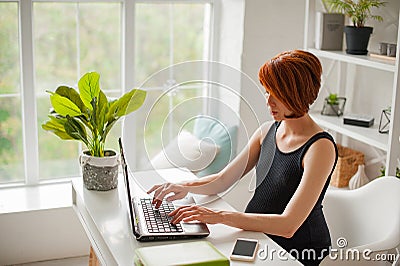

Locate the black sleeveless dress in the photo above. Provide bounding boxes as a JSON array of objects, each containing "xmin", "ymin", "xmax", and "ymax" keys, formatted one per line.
[{"xmin": 245, "ymin": 122, "xmax": 338, "ymax": 265}]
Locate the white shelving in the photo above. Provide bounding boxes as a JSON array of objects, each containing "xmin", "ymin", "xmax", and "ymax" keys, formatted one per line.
[
  {"xmin": 307, "ymin": 48, "xmax": 396, "ymax": 72},
  {"xmin": 304, "ymin": 0, "xmax": 400, "ymax": 176},
  {"xmin": 310, "ymin": 111, "xmax": 388, "ymax": 151}
]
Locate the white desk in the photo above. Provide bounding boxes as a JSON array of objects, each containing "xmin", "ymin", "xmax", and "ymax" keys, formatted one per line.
[{"xmin": 72, "ymin": 168, "xmax": 301, "ymax": 265}]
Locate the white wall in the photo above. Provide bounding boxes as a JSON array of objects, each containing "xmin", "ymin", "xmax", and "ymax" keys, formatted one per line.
[
  {"xmin": 0, "ymin": 207, "xmax": 89, "ymax": 265},
  {"xmin": 238, "ymin": 0, "xmax": 306, "ymax": 149}
]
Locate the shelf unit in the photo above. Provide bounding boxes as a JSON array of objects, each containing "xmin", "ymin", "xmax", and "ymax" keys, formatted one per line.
[
  {"xmin": 304, "ymin": 0, "xmax": 400, "ymax": 176},
  {"xmin": 309, "ymin": 111, "xmax": 388, "ymax": 151},
  {"xmin": 307, "ymin": 48, "xmax": 396, "ymax": 72}
]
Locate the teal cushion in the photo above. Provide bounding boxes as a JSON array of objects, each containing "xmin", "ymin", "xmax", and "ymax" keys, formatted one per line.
[{"xmin": 193, "ymin": 117, "xmax": 238, "ymax": 177}]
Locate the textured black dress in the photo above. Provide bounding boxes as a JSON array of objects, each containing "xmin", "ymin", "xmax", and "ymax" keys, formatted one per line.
[{"xmin": 245, "ymin": 122, "xmax": 338, "ymax": 265}]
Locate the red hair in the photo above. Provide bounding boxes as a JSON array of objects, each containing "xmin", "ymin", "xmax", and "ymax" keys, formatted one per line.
[{"xmin": 259, "ymin": 50, "xmax": 322, "ymax": 118}]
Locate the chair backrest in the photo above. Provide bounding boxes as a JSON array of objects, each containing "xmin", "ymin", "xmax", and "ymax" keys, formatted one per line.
[{"xmin": 322, "ymin": 176, "xmax": 400, "ymax": 251}]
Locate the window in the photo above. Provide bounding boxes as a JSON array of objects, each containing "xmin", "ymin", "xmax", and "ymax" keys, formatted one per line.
[
  {"xmin": 34, "ymin": 2, "xmax": 122, "ymax": 180},
  {"xmin": 133, "ymin": 3, "xmax": 210, "ymax": 169},
  {"xmin": 0, "ymin": 2, "xmax": 24, "ymax": 184},
  {"xmin": 0, "ymin": 0, "xmax": 213, "ymax": 185}
]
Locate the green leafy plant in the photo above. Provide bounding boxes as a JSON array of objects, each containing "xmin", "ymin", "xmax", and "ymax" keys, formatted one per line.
[
  {"xmin": 42, "ymin": 72, "xmax": 146, "ymax": 157},
  {"xmin": 378, "ymin": 166, "xmax": 400, "ymax": 178},
  {"xmin": 378, "ymin": 165, "xmax": 386, "ymax": 177},
  {"xmin": 327, "ymin": 0, "xmax": 386, "ymax": 27},
  {"xmin": 327, "ymin": 93, "xmax": 339, "ymax": 105},
  {"xmin": 321, "ymin": 0, "xmax": 333, "ymax": 12}
]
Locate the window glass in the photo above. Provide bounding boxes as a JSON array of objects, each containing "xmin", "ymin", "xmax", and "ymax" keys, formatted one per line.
[
  {"xmin": 0, "ymin": 1, "xmax": 211, "ymax": 184},
  {"xmin": 34, "ymin": 2, "xmax": 121, "ymax": 179},
  {"xmin": 134, "ymin": 3, "xmax": 208, "ymax": 169},
  {"xmin": 134, "ymin": 3, "xmax": 206, "ymax": 86},
  {"xmin": 0, "ymin": 2, "xmax": 24, "ymax": 183}
]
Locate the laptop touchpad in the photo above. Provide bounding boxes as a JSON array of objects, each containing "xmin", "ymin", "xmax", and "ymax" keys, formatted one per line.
[{"xmin": 182, "ymin": 222, "xmax": 206, "ymax": 232}]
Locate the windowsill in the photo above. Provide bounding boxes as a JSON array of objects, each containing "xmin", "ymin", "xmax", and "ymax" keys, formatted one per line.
[{"xmin": 0, "ymin": 181, "xmax": 73, "ymax": 214}]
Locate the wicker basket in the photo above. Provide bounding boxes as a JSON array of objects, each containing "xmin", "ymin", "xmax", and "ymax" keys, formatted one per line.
[{"xmin": 330, "ymin": 145, "xmax": 365, "ymax": 188}]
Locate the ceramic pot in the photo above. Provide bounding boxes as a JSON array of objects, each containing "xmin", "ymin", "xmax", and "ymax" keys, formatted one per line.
[{"xmin": 80, "ymin": 150, "xmax": 119, "ymax": 191}]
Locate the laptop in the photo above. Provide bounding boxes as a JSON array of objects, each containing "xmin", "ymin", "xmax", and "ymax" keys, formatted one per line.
[{"xmin": 118, "ymin": 137, "xmax": 210, "ymax": 242}]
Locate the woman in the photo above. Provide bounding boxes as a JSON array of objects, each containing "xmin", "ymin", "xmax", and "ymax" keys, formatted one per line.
[{"xmin": 148, "ymin": 50, "xmax": 338, "ymax": 265}]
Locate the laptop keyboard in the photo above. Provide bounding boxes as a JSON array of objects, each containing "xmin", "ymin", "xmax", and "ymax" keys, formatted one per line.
[{"xmin": 140, "ymin": 198, "xmax": 183, "ymax": 233}]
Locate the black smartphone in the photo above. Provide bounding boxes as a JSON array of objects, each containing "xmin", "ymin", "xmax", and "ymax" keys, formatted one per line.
[{"xmin": 230, "ymin": 238, "xmax": 259, "ymax": 262}]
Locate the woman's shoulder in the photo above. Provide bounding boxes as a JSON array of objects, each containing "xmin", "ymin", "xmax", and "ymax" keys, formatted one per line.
[
  {"xmin": 309, "ymin": 131, "xmax": 335, "ymax": 146},
  {"xmin": 304, "ymin": 132, "xmax": 337, "ymax": 159}
]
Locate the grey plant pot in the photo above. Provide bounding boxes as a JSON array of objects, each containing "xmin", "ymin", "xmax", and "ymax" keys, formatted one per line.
[{"xmin": 80, "ymin": 150, "xmax": 119, "ymax": 191}]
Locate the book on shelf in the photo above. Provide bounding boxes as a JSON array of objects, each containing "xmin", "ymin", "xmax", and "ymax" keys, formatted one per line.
[{"xmin": 315, "ymin": 12, "xmax": 344, "ymax": 50}]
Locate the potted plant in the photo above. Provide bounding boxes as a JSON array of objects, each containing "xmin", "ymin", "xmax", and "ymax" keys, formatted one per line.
[
  {"xmin": 42, "ymin": 72, "xmax": 146, "ymax": 191},
  {"xmin": 321, "ymin": 93, "xmax": 346, "ymax": 116},
  {"xmin": 327, "ymin": 0, "xmax": 386, "ymax": 55}
]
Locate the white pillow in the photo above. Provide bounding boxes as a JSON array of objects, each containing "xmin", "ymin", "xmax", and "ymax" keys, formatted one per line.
[{"xmin": 150, "ymin": 130, "xmax": 220, "ymax": 172}]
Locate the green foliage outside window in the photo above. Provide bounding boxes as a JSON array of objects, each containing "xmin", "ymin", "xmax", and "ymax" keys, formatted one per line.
[{"xmin": 0, "ymin": 2, "xmax": 208, "ymax": 183}]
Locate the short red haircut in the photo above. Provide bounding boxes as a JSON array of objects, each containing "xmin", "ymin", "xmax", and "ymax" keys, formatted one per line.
[{"xmin": 258, "ymin": 50, "xmax": 322, "ymax": 118}]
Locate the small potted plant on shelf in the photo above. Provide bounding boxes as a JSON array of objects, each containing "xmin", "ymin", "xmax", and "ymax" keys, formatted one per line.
[
  {"xmin": 327, "ymin": 0, "xmax": 386, "ymax": 55},
  {"xmin": 321, "ymin": 93, "xmax": 346, "ymax": 116},
  {"xmin": 42, "ymin": 72, "xmax": 146, "ymax": 191}
]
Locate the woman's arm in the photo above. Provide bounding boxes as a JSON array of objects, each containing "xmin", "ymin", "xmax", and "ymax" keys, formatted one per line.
[
  {"xmin": 148, "ymin": 122, "xmax": 274, "ymax": 204},
  {"xmin": 183, "ymin": 121, "xmax": 274, "ymax": 194},
  {"xmin": 170, "ymin": 137, "xmax": 336, "ymax": 238}
]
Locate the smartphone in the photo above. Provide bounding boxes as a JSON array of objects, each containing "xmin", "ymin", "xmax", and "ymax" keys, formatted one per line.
[{"xmin": 230, "ymin": 238, "xmax": 259, "ymax": 262}]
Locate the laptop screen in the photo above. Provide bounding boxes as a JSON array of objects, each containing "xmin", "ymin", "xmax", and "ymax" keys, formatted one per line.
[{"xmin": 118, "ymin": 137, "xmax": 137, "ymax": 233}]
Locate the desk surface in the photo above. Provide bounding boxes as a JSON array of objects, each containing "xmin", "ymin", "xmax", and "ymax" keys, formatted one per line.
[{"xmin": 72, "ymin": 168, "xmax": 301, "ymax": 265}]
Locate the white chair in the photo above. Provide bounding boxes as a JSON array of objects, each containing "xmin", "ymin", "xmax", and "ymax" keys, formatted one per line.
[{"xmin": 321, "ymin": 176, "xmax": 400, "ymax": 266}]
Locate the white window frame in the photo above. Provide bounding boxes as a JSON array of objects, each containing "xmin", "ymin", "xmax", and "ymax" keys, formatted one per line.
[{"xmin": 0, "ymin": 0, "xmax": 216, "ymax": 187}]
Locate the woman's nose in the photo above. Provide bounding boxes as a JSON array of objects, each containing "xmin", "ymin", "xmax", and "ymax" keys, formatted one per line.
[{"xmin": 267, "ymin": 95, "xmax": 275, "ymax": 106}]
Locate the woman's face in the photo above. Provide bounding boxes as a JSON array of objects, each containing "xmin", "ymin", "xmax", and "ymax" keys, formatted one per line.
[{"xmin": 265, "ymin": 91, "xmax": 293, "ymax": 120}]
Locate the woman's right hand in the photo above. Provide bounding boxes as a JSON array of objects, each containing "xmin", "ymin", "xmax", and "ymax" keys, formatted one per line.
[{"xmin": 147, "ymin": 183, "xmax": 189, "ymax": 209}]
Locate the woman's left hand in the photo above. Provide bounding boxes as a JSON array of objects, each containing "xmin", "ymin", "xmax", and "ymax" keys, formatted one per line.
[{"xmin": 169, "ymin": 205, "xmax": 224, "ymax": 225}]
